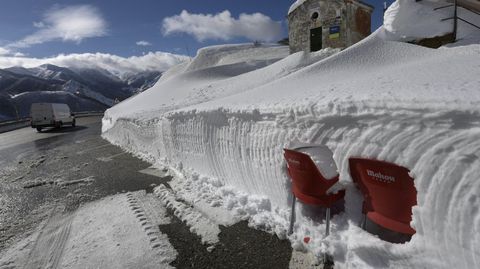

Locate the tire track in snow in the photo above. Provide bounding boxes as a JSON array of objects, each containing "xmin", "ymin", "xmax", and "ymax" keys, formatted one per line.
[
  {"xmin": 24, "ymin": 206, "xmax": 74, "ymax": 269},
  {"xmin": 122, "ymin": 191, "xmax": 177, "ymax": 266},
  {"xmin": 154, "ymin": 184, "xmax": 221, "ymax": 245}
]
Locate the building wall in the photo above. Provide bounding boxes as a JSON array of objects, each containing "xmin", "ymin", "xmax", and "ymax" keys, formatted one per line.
[
  {"xmin": 288, "ymin": 1, "xmax": 314, "ymax": 54},
  {"xmin": 288, "ymin": 0, "xmax": 372, "ymax": 54},
  {"xmin": 346, "ymin": 1, "xmax": 373, "ymax": 45}
]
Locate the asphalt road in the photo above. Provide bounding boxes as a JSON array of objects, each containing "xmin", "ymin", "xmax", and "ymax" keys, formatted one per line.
[{"xmin": 0, "ymin": 116, "xmax": 292, "ymax": 268}]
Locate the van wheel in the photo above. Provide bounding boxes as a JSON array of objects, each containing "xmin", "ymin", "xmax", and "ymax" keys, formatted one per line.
[
  {"xmin": 72, "ymin": 119, "xmax": 76, "ymax": 127},
  {"xmin": 36, "ymin": 127, "xmax": 42, "ymax": 132},
  {"xmin": 55, "ymin": 122, "xmax": 62, "ymax": 128}
]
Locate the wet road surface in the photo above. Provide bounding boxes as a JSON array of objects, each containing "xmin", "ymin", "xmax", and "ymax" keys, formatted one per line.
[
  {"xmin": 0, "ymin": 116, "xmax": 164, "ymax": 251},
  {"xmin": 0, "ymin": 116, "xmax": 292, "ymax": 268}
]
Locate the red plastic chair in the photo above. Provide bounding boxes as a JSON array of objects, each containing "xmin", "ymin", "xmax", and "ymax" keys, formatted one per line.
[
  {"xmin": 284, "ymin": 148, "xmax": 345, "ymax": 236},
  {"xmin": 349, "ymin": 158, "xmax": 417, "ymax": 235}
]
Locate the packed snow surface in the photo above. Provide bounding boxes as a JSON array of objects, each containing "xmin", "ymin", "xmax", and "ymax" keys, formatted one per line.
[
  {"xmin": 103, "ymin": 2, "xmax": 480, "ymax": 267},
  {"xmin": 0, "ymin": 192, "xmax": 175, "ymax": 269}
]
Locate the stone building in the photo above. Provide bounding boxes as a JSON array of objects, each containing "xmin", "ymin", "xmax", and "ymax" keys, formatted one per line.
[{"xmin": 288, "ymin": 0, "xmax": 374, "ymax": 53}]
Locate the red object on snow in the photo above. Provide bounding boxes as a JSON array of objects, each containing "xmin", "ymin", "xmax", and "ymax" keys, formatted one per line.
[
  {"xmin": 349, "ymin": 158, "xmax": 417, "ymax": 235},
  {"xmin": 284, "ymin": 149, "xmax": 345, "ymax": 207},
  {"xmin": 284, "ymin": 148, "xmax": 345, "ymax": 237},
  {"xmin": 303, "ymin": 237, "xmax": 311, "ymax": 244}
]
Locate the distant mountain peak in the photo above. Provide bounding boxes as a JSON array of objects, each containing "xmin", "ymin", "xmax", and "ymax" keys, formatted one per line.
[{"xmin": 0, "ymin": 64, "xmax": 163, "ymax": 121}]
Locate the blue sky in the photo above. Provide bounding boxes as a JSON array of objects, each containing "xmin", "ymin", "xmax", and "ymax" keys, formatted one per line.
[{"xmin": 0, "ymin": 0, "xmax": 392, "ymax": 59}]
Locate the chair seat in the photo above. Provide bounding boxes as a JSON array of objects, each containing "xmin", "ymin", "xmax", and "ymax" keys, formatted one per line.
[
  {"xmin": 367, "ymin": 211, "xmax": 416, "ymax": 235},
  {"xmin": 292, "ymin": 184, "xmax": 345, "ymax": 207}
]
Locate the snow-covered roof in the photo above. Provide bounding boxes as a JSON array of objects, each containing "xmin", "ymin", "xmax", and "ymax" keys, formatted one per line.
[
  {"xmin": 288, "ymin": 0, "xmax": 308, "ymax": 15},
  {"xmin": 288, "ymin": 0, "xmax": 374, "ymax": 15},
  {"xmin": 384, "ymin": 0, "xmax": 480, "ymax": 41}
]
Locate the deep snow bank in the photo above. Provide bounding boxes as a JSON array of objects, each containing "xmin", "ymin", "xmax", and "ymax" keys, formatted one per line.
[
  {"xmin": 102, "ymin": 44, "xmax": 340, "ymax": 132},
  {"xmin": 102, "ymin": 2, "xmax": 480, "ymax": 267},
  {"xmin": 103, "ymin": 35, "xmax": 480, "ymax": 268}
]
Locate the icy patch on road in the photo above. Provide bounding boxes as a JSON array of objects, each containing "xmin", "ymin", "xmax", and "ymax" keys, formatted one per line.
[
  {"xmin": 56, "ymin": 176, "xmax": 95, "ymax": 187},
  {"xmin": 28, "ymin": 155, "xmax": 46, "ymax": 168},
  {"xmin": 23, "ymin": 176, "xmax": 95, "ymax": 189},
  {"xmin": 96, "ymin": 152, "xmax": 127, "ymax": 162}
]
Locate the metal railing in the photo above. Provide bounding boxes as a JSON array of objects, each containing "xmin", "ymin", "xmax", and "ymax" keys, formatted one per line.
[
  {"xmin": 72, "ymin": 111, "xmax": 105, "ymax": 118},
  {"xmin": 0, "ymin": 111, "xmax": 104, "ymax": 134},
  {"xmin": 0, "ymin": 117, "xmax": 30, "ymax": 125},
  {"xmin": 0, "ymin": 111, "xmax": 104, "ymax": 124},
  {"xmin": 435, "ymin": 0, "xmax": 480, "ymax": 41}
]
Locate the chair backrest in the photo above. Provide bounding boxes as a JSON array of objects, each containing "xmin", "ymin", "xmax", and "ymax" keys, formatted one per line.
[
  {"xmin": 284, "ymin": 149, "xmax": 339, "ymax": 202},
  {"xmin": 349, "ymin": 158, "xmax": 417, "ymax": 234}
]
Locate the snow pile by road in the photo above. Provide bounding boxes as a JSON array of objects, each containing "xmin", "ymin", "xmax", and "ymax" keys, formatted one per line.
[
  {"xmin": 102, "ymin": 1, "xmax": 480, "ymax": 267},
  {"xmin": 101, "ymin": 43, "xmax": 340, "ymax": 132}
]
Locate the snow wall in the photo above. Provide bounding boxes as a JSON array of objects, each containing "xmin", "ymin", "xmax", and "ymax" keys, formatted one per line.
[{"xmin": 103, "ymin": 1, "xmax": 480, "ymax": 267}]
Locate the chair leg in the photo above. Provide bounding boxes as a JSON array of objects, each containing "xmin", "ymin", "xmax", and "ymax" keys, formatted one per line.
[
  {"xmin": 288, "ymin": 195, "xmax": 296, "ymax": 235},
  {"xmin": 361, "ymin": 214, "xmax": 367, "ymax": 229},
  {"xmin": 325, "ymin": 207, "xmax": 331, "ymax": 237},
  {"xmin": 360, "ymin": 200, "xmax": 367, "ymax": 229}
]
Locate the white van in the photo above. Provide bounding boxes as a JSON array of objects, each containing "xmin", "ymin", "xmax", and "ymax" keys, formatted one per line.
[{"xmin": 30, "ymin": 103, "xmax": 76, "ymax": 132}]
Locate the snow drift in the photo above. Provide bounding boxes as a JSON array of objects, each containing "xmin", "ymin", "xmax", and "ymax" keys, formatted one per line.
[{"xmin": 103, "ymin": 1, "xmax": 480, "ymax": 268}]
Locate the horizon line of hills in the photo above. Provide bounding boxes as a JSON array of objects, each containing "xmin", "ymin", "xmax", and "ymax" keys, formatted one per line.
[{"xmin": 0, "ymin": 63, "xmax": 162, "ymax": 122}]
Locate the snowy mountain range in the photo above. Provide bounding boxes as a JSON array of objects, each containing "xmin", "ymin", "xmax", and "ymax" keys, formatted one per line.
[{"xmin": 0, "ymin": 64, "xmax": 162, "ymax": 121}]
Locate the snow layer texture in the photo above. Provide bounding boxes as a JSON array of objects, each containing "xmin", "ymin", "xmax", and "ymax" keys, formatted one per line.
[
  {"xmin": 102, "ymin": 44, "xmax": 338, "ymax": 132},
  {"xmin": 59, "ymin": 193, "xmax": 175, "ymax": 268},
  {"xmin": 103, "ymin": 3, "xmax": 480, "ymax": 267},
  {"xmin": 384, "ymin": 0, "xmax": 480, "ymax": 43}
]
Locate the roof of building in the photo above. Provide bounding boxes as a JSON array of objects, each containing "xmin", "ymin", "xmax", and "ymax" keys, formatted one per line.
[
  {"xmin": 288, "ymin": 0, "xmax": 374, "ymax": 15},
  {"xmin": 288, "ymin": 0, "xmax": 308, "ymax": 15}
]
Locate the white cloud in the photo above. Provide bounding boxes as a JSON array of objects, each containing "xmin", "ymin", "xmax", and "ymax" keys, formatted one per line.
[
  {"xmin": 0, "ymin": 46, "xmax": 27, "ymax": 57},
  {"xmin": 0, "ymin": 47, "xmax": 11, "ymax": 56},
  {"xmin": 33, "ymin": 21, "xmax": 45, "ymax": 28},
  {"xmin": 0, "ymin": 51, "xmax": 189, "ymax": 76},
  {"xmin": 10, "ymin": 5, "xmax": 107, "ymax": 48},
  {"xmin": 136, "ymin": 40, "xmax": 152, "ymax": 46},
  {"xmin": 162, "ymin": 10, "xmax": 283, "ymax": 42}
]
